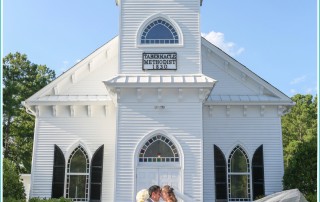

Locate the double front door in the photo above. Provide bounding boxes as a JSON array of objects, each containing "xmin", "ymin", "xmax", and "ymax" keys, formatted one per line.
[{"xmin": 136, "ymin": 168, "xmax": 181, "ymax": 194}]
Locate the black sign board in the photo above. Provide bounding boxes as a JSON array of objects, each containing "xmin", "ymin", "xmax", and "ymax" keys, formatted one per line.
[{"xmin": 142, "ymin": 53, "xmax": 177, "ymax": 70}]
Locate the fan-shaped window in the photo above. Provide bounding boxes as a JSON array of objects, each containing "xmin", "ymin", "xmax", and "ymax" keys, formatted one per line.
[
  {"xmin": 139, "ymin": 135, "xmax": 179, "ymax": 162},
  {"xmin": 66, "ymin": 146, "xmax": 90, "ymax": 202},
  {"xmin": 141, "ymin": 18, "xmax": 179, "ymax": 44},
  {"xmin": 228, "ymin": 145, "xmax": 251, "ymax": 201}
]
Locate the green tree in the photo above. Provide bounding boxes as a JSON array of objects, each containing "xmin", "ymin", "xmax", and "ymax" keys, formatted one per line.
[
  {"xmin": 3, "ymin": 158, "xmax": 26, "ymax": 200},
  {"xmin": 282, "ymin": 94, "xmax": 317, "ymax": 202},
  {"xmin": 282, "ymin": 94, "xmax": 317, "ymax": 164},
  {"xmin": 3, "ymin": 52, "xmax": 56, "ymax": 173}
]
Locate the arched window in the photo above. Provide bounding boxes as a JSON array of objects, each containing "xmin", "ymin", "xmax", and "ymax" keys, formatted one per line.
[
  {"xmin": 228, "ymin": 145, "xmax": 251, "ymax": 201},
  {"xmin": 139, "ymin": 134, "xmax": 179, "ymax": 162},
  {"xmin": 140, "ymin": 18, "xmax": 179, "ymax": 44},
  {"xmin": 66, "ymin": 145, "xmax": 90, "ymax": 201}
]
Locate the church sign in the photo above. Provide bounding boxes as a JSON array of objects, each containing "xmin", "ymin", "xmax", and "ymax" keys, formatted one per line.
[{"xmin": 142, "ymin": 53, "xmax": 177, "ymax": 70}]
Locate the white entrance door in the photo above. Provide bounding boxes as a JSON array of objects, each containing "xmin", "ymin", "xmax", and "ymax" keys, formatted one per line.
[{"xmin": 136, "ymin": 168, "xmax": 181, "ymax": 192}]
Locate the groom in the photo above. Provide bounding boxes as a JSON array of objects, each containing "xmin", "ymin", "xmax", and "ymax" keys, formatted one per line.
[{"xmin": 147, "ymin": 185, "xmax": 161, "ymax": 202}]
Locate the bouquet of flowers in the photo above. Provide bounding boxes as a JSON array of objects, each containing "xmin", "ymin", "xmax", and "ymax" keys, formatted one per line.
[{"xmin": 136, "ymin": 189, "xmax": 149, "ymax": 202}]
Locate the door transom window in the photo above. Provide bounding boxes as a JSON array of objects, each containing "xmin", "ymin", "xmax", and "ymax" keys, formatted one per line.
[{"xmin": 139, "ymin": 134, "xmax": 179, "ymax": 162}]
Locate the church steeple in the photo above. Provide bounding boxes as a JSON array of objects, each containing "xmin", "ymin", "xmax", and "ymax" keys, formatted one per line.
[{"xmin": 118, "ymin": 0, "xmax": 203, "ymax": 75}]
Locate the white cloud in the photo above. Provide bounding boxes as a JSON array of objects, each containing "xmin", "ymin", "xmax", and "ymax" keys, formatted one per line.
[
  {"xmin": 306, "ymin": 88, "xmax": 313, "ymax": 94},
  {"xmin": 290, "ymin": 75, "xmax": 307, "ymax": 85},
  {"xmin": 202, "ymin": 31, "xmax": 244, "ymax": 56},
  {"xmin": 290, "ymin": 89, "xmax": 297, "ymax": 94}
]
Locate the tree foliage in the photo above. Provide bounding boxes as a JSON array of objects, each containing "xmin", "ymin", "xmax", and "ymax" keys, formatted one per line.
[
  {"xmin": 3, "ymin": 158, "xmax": 26, "ymax": 200},
  {"xmin": 282, "ymin": 94, "xmax": 317, "ymax": 202},
  {"xmin": 3, "ymin": 52, "xmax": 56, "ymax": 173}
]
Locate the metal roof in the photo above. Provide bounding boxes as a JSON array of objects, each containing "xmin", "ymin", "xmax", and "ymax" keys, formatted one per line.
[{"xmin": 104, "ymin": 74, "xmax": 216, "ymax": 88}]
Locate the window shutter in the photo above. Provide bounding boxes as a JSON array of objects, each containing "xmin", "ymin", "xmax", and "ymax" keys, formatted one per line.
[
  {"xmin": 214, "ymin": 145, "xmax": 227, "ymax": 202},
  {"xmin": 252, "ymin": 145, "xmax": 265, "ymax": 200},
  {"xmin": 90, "ymin": 145, "xmax": 104, "ymax": 202},
  {"xmin": 52, "ymin": 145, "xmax": 65, "ymax": 198}
]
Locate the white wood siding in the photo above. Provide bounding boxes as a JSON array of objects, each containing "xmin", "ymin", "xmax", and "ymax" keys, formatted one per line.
[
  {"xmin": 120, "ymin": 0, "xmax": 201, "ymax": 74},
  {"xmin": 203, "ymin": 105, "xmax": 284, "ymax": 201},
  {"xmin": 61, "ymin": 37, "xmax": 118, "ymax": 96},
  {"xmin": 202, "ymin": 46, "xmax": 257, "ymax": 95},
  {"xmin": 30, "ymin": 110, "xmax": 116, "ymax": 201},
  {"xmin": 115, "ymin": 102, "xmax": 203, "ymax": 201}
]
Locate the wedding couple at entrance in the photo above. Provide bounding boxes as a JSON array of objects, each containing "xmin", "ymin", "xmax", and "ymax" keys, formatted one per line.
[{"xmin": 136, "ymin": 185, "xmax": 177, "ymax": 202}]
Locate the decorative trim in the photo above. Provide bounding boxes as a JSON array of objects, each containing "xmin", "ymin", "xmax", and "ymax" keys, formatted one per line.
[
  {"xmin": 243, "ymin": 105, "xmax": 248, "ymax": 117},
  {"xmin": 226, "ymin": 105, "xmax": 231, "ymax": 117},
  {"xmin": 209, "ymin": 106, "xmax": 213, "ymax": 117},
  {"xmin": 242, "ymin": 73, "xmax": 248, "ymax": 81},
  {"xmin": 71, "ymin": 72, "xmax": 76, "ymax": 83},
  {"xmin": 70, "ymin": 105, "xmax": 75, "ymax": 117},
  {"xmin": 260, "ymin": 105, "xmax": 265, "ymax": 117},
  {"xmin": 87, "ymin": 105, "xmax": 92, "ymax": 117},
  {"xmin": 54, "ymin": 85, "xmax": 59, "ymax": 95},
  {"xmin": 52, "ymin": 105, "xmax": 57, "ymax": 117},
  {"xmin": 259, "ymin": 86, "xmax": 264, "ymax": 95},
  {"xmin": 88, "ymin": 61, "xmax": 92, "ymax": 72}
]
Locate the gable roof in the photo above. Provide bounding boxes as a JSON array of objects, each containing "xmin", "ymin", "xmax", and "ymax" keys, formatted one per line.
[
  {"xmin": 24, "ymin": 36, "xmax": 119, "ymax": 109},
  {"xmin": 201, "ymin": 37, "xmax": 294, "ymax": 106},
  {"xmin": 23, "ymin": 35, "xmax": 294, "ymax": 112}
]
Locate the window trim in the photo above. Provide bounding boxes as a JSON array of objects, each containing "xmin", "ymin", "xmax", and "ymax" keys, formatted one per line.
[
  {"xmin": 139, "ymin": 134, "xmax": 180, "ymax": 163},
  {"xmin": 136, "ymin": 13, "xmax": 184, "ymax": 47},
  {"xmin": 66, "ymin": 145, "xmax": 90, "ymax": 202},
  {"xmin": 227, "ymin": 145, "xmax": 251, "ymax": 201}
]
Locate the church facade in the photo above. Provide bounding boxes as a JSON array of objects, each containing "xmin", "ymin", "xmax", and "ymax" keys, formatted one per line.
[{"xmin": 24, "ymin": 0, "xmax": 294, "ymax": 201}]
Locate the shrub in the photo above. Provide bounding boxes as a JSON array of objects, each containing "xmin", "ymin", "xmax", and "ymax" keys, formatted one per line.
[
  {"xmin": 3, "ymin": 197, "xmax": 26, "ymax": 202},
  {"xmin": 29, "ymin": 197, "xmax": 73, "ymax": 202},
  {"xmin": 3, "ymin": 158, "xmax": 26, "ymax": 200}
]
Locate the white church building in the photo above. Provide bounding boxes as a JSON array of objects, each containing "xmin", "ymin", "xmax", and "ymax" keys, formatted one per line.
[{"xmin": 24, "ymin": 0, "xmax": 294, "ymax": 201}]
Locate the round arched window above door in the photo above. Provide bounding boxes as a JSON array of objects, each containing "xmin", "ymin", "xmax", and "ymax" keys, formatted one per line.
[{"xmin": 139, "ymin": 134, "xmax": 179, "ymax": 162}]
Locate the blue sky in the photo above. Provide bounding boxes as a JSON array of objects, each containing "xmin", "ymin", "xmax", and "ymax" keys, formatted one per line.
[{"xmin": 3, "ymin": 0, "xmax": 318, "ymax": 97}]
